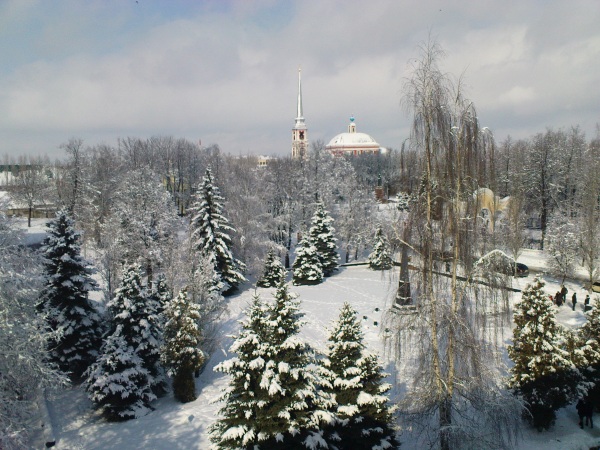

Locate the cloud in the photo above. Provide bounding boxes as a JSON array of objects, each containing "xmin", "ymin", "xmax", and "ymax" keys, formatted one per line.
[{"xmin": 1, "ymin": 0, "xmax": 599, "ymax": 159}]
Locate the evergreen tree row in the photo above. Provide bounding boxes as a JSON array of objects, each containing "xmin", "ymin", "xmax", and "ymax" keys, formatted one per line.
[
  {"xmin": 36, "ymin": 184, "xmax": 244, "ymax": 422},
  {"xmin": 211, "ymin": 280, "xmax": 399, "ymax": 450}
]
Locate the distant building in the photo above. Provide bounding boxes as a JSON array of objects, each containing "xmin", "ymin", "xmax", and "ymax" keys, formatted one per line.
[
  {"xmin": 290, "ymin": 70, "xmax": 384, "ymax": 159},
  {"xmin": 326, "ymin": 116, "xmax": 383, "ymax": 156},
  {"xmin": 257, "ymin": 155, "xmax": 274, "ymax": 168},
  {"xmin": 291, "ymin": 68, "xmax": 308, "ymax": 160}
]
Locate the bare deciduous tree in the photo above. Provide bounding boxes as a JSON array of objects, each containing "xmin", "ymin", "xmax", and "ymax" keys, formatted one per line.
[
  {"xmin": 388, "ymin": 38, "xmax": 521, "ymax": 450},
  {"xmin": 12, "ymin": 155, "xmax": 50, "ymax": 227},
  {"xmin": 576, "ymin": 131, "xmax": 600, "ymax": 290}
]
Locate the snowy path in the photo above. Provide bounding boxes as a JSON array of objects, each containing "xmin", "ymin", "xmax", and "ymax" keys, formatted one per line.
[
  {"xmin": 50, "ymin": 266, "xmax": 396, "ymax": 449},
  {"xmin": 47, "ymin": 265, "xmax": 600, "ymax": 450}
]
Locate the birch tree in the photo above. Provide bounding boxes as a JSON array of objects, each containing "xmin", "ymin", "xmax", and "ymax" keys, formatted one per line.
[{"xmin": 388, "ymin": 39, "xmax": 521, "ymax": 449}]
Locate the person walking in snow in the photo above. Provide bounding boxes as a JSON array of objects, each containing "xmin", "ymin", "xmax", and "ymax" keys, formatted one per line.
[
  {"xmin": 577, "ymin": 398, "xmax": 586, "ymax": 429},
  {"xmin": 584, "ymin": 396, "xmax": 594, "ymax": 428},
  {"xmin": 585, "ymin": 294, "xmax": 591, "ymax": 311},
  {"xmin": 561, "ymin": 285, "xmax": 568, "ymax": 301},
  {"xmin": 556, "ymin": 291, "xmax": 563, "ymax": 307},
  {"xmin": 572, "ymin": 292, "xmax": 577, "ymax": 311}
]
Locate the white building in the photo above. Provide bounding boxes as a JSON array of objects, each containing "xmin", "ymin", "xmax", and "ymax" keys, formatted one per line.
[{"xmin": 325, "ymin": 116, "xmax": 383, "ymax": 156}]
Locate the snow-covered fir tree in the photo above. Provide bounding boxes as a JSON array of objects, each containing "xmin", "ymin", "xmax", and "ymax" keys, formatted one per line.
[
  {"xmin": 257, "ymin": 249, "xmax": 287, "ymax": 288},
  {"xmin": 308, "ymin": 202, "xmax": 338, "ymax": 277},
  {"xmin": 368, "ymin": 226, "xmax": 393, "ymax": 270},
  {"xmin": 149, "ymin": 272, "xmax": 171, "ymax": 318},
  {"xmin": 293, "ymin": 235, "xmax": 324, "ymax": 286},
  {"xmin": 142, "ymin": 273, "xmax": 170, "ymax": 397},
  {"xmin": 87, "ymin": 331, "xmax": 153, "ymax": 422},
  {"xmin": 578, "ymin": 296, "xmax": 600, "ymax": 409},
  {"xmin": 508, "ymin": 276, "xmax": 580, "ymax": 430},
  {"xmin": 318, "ymin": 303, "xmax": 399, "ymax": 450},
  {"xmin": 211, "ymin": 294, "xmax": 271, "ymax": 449},
  {"xmin": 161, "ymin": 287, "xmax": 205, "ymax": 403},
  {"xmin": 38, "ymin": 208, "xmax": 102, "ymax": 381},
  {"xmin": 258, "ymin": 281, "xmax": 330, "ymax": 448},
  {"xmin": 189, "ymin": 167, "xmax": 246, "ymax": 295},
  {"xmin": 86, "ymin": 264, "xmax": 156, "ymax": 421}
]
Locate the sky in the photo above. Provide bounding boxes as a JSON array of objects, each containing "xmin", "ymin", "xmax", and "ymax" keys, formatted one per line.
[{"xmin": 1, "ymin": 0, "xmax": 600, "ymax": 160}]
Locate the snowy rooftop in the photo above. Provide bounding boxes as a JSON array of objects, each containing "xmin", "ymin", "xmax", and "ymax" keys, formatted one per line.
[
  {"xmin": 326, "ymin": 117, "xmax": 380, "ymax": 149},
  {"xmin": 327, "ymin": 131, "xmax": 380, "ymax": 148}
]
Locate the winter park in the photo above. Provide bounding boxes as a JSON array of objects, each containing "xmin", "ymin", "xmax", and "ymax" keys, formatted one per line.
[{"xmin": 2, "ymin": 2, "xmax": 600, "ymax": 450}]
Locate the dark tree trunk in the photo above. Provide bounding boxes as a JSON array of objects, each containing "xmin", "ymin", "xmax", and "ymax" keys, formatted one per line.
[
  {"xmin": 440, "ymin": 396, "xmax": 452, "ymax": 450},
  {"xmin": 173, "ymin": 368, "xmax": 196, "ymax": 403}
]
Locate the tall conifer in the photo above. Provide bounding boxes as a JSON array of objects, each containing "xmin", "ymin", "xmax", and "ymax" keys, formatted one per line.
[
  {"xmin": 211, "ymin": 295, "xmax": 270, "ymax": 449},
  {"xmin": 86, "ymin": 264, "xmax": 155, "ymax": 421},
  {"xmin": 319, "ymin": 303, "xmax": 399, "ymax": 449},
  {"xmin": 161, "ymin": 288, "xmax": 205, "ymax": 403},
  {"xmin": 368, "ymin": 226, "xmax": 393, "ymax": 270},
  {"xmin": 508, "ymin": 276, "xmax": 580, "ymax": 430},
  {"xmin": 189, "ymin": 168, "xmax": 246, "ymax": 295},
  {"xmin": 579, "ymin": 297, "xmax": 600, "ymax": 409},
  {"xmin": 257, "ymin": 249, "xmax": 287, "ymax": 288},
  {"xmin": 257, "ymin": 281, "xmax": 329, "ymax": 448},
  {"xmin": 293, "ymin": 236, "xmax": 324, "ymax": 286},
  {"xmin": 308, "ymin": 202, "xmax": 338, "ymax": 277},
  {"xmin": 38, "ymin": 208, "xmax": 102, "ymax": 381}
]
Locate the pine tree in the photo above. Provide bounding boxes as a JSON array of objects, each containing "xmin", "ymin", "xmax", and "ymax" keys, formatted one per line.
[
  {"xmin": 86, "ymin": 264, "xmax": 155, "ymax": 421},
  {"xmin": 368, "ymin": 226, "xmax": 393, "ymax": 270},
  {"xmin": 579, "ymin": 297, "xmax": 600, "ymax": 409},
  {"xmin": 258, "ymin": 281, "xmax": 329, "ymax": 448},
  {"xmin": 257, "ymin": 249, "xmax": 287, "ymax": 288},
  {"xmin": 143, "ymin": 273, "xmax": 170, "ymax": 397},
  {"xmin": 293, "ymin": 236, "xmax": 324, "ymax": 286},
  {"xmin": 189, "ymin": 168, "xmax": 246, "ymax": 295},
  {"xmin": 508, "ymin": 276, "xmax": 579, "ymax": 430},
  {"xmin": 319, "ymin": 303, "xmax": 399, "ymax": 449},
  {"xmin": 308, "ymin": 202, "xmax": 338, "ymax": 277},
  {"xmin": 161, "ymin": 288, "xmax": 205, "ymax": 403},
  {"xmin": 38, "ymin": 208, "xmax": 102, "ymax": 381},
  {"xmin": 149, "ymin": 273, "xmax": 171, "ymax": 317},
  {"xmin": 211, "ymin": 294, "xmax": 271, "ymax": 449},
  {"xmin": 87, "ymin": 331, "xmax": 153, "ymax": 421}
]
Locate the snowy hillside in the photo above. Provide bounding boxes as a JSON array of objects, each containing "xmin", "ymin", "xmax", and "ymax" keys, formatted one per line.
[{"xmin": 41, "ymin": 264, "xmax": 600, "ymax": 450}]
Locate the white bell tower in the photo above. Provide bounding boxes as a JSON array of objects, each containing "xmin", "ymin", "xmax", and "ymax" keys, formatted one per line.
[{"xmin": 292, "ymin": 68, "xmax": 308, "ymax": 159}]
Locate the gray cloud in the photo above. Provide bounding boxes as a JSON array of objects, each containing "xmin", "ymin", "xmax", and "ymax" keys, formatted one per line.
[{"xmin": 1, "ymin": 0, "xmax": 599, "ymax": 159}]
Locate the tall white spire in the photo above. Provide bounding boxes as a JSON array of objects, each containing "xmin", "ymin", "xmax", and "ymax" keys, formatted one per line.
[
  {"xmin": 292, "ymin": 67, "xmax": 308, "ymax": 159},
  {"xmin": 294, "ymin": 67, "xmax": 306, "ymax": 129}
]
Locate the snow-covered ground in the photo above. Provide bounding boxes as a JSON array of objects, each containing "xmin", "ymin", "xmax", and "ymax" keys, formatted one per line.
[{"xmin": 36, "ymin": 259, "xmax": 600, "ymax": 450}]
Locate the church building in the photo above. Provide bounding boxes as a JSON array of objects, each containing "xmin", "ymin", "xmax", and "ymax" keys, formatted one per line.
[
  {"xmin": 291, "ymin": 70, "xmax": 383, "ymax": 158},
  {"xmin": 325, "ymin": 116, "xmax": 382, "ymax": 156}
]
